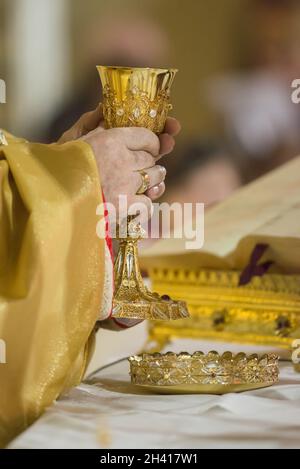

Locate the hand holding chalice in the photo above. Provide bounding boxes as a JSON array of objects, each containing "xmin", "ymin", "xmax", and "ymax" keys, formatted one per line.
[{"xmin": 97, "ymin": 66, "xmax": 189, "ymax": 321}]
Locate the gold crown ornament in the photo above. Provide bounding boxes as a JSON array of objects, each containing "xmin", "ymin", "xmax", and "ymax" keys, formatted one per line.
[
  {"xmin": 97, "ymin": 66, "xmax": 189, "ymax": 321},
  {"xmin": 129, "ymin": 351, "xmax": 279, "ymax": 394}
]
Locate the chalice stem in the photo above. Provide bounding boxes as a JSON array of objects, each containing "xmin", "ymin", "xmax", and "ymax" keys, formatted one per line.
[
  {"xmin": 113, "ymin": 221, "xmax": 146, "ymax": 299},
  {"xmin": 111, "ymin": 215, "xmax": 188, "ymax": 320},
  {"xmin": 112, "ymin": 217, "xmax": 156, "ymax": 318}
]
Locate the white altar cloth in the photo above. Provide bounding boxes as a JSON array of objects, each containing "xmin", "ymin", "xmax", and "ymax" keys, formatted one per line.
[{"xmin": 8, "ymin": 345, "xmax": 300, "ymax": 449}]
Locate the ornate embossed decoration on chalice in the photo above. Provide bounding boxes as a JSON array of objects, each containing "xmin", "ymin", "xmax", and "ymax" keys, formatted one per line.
[{"xmin": 97, "ymin": 66, "xmax": 189, "ymax": 320}]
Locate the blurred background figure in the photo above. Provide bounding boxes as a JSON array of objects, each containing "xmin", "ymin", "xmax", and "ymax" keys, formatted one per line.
[
  {"xmin": 164, "ymin": 142, "xmax": 243, "ymax": 208},
  {"xmin": 208, "ymin": 0, "xmax": 300, "ymax": 181}
]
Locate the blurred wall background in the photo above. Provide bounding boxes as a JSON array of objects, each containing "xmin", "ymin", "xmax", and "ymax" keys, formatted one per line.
[{"xmin": 0, "ymin": 0, "xmax": 71, "ymax": 137}]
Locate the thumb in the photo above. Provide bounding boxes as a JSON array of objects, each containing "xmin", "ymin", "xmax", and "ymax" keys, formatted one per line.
[
  {"xmin": 58, "ymin": 103, "xmax": 104, "ymax": 143},
  {"xmin": 79, "ymin": 103, "xmax": 104, "ymax": 134}
]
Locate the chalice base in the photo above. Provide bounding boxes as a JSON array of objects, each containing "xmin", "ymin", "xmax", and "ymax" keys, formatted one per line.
[
  {"xmin": 111, "ymin": 227, "xmax": 189, "ymax": 321},
  {"xmin": 112, "ymin": 290, "xmax": 189, "ymax": 321}
]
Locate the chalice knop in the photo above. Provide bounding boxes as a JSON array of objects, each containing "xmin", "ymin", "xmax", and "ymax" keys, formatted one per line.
[{"xmin": 97, "ymin": 66, "xmax": 189, "ymax": 321}]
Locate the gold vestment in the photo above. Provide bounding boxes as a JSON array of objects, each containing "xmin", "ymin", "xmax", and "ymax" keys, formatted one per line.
[{"xmin": 0, "ymin": 132, "xmax": 111, "ymax": 446}]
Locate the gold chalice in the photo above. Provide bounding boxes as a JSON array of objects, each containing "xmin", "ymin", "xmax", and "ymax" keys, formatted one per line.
[{"xmin": 97, "ymin": 65, "xmax": 189, "ymax": 321}]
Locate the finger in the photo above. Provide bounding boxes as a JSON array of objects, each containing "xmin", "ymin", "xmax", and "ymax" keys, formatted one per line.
[
  {"xmin": 112, "ymin": 127, "xmax": 160, "ymax": 156},
  {"xmin": 136, "ymin": 165, "xmax": 166, "ymax": 191},
  {"xmin": 146, "ymin": 181, "xmax": 166, "ymax": 200},
  {"xmin": 79, "ymin": 103, "xmax": 104, "ymax": 134},
  {"xmin": 133, "ymin": 151, "xmax": 156, "ymax": 171},
  {"xmin": 113, "ymin": 318, "xmax": 144, "ymax": 328},
  {"xmin": 164, "ymin": 117, "xmax": 181, "ymax": 136},
  {"xmin": 58, "ymin": 104, "xmax": 104, "ymax": 143},
  {"xmin": 158, "ymin": 133, "xmax": 175, "ymax": 157}
]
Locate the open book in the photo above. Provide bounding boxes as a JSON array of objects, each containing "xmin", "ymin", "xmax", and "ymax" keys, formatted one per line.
[{"xmin": 141, "ymin": 156, "xmax": 300, "ymax": 275}]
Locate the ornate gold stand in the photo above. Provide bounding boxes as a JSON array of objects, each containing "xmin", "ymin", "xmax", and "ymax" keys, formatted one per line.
[
  {"xmin": 145, "ymin": 267, "xmax": 300, "ymax": 352},
  {"xmin": 97, "ymin": 65, "xmax": 189, "ymax": 321},
  {"xmin": 129, "ymin": 351, "xmax": 279, "ymax": 394}
]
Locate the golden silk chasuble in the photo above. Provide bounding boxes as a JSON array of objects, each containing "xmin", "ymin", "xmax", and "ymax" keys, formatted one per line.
[{"xmin": 0, "ymin": 132, "xmax": 109, "ymax": 447}]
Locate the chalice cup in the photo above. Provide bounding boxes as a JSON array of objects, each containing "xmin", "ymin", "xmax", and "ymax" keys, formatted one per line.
[{"xmin": 97, "ymin": 65, "xmax": 189, "ymax": 321}]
